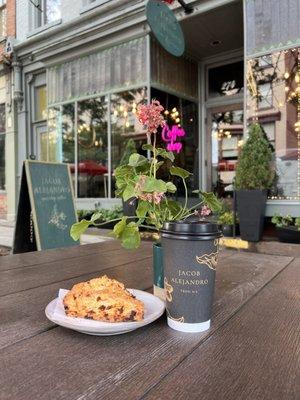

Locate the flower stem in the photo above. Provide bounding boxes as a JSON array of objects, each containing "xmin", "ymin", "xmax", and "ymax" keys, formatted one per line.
[
  {"xmin": 92, "ymin": 216, "xmax": 136, "ymax": 226},
  {"xmin": 174, "ymin": 178, "xmax": 189, "ymax": 220}
]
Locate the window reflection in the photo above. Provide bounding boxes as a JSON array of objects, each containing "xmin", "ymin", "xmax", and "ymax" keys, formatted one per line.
[
  {"xmin": 77, "ymin": 97, "xmax": 108, "ymax": 198},
  {"xmin": 111, "ymin": 89, "xmax": 147, "ymax": 194},
  {"xmin": 47, "ymin": 104, "xmax": 75, "ymax": 184},
  {"xmin": 246, "ymin": 48, "xmax": 300, "ymax": 200},
  {"xmin": 208, "ymin": 61, "xmax": 244, "ymax": 98},
  {"xmin": 209, "ymin": 110, "xmax": 244, "ymax": 197},
  {"xmin": 35, "ymin": 86, "xmax": 47, "ymax": 121},
  {"xmin": 151, "ymin": 88, "xmax": 198, "ymax": 196}
]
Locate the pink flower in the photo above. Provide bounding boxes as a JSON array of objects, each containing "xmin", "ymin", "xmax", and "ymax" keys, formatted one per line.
[
  {"xmin": 200, "ymin": 205, "xmax": 212, "ymax": 217},
  {"xmin": 136, "ymin": 100, "xmax": 165, "ymax": 135},
  {"xmin": 134, "ymin": 175, "xmax": 147, "ymax": 193},
  {"xmin": 138, "ymin": 191, "xmax": 164, "ymax": 205},
  {"xmin": 153, "ymin": 192, "xmax": 164, "ymax": 204}
]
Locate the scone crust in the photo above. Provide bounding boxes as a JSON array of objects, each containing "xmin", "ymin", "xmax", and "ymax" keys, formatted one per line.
[{"xmin": 63, "ymin": 275, "xmax": 144, "ymax": 322}]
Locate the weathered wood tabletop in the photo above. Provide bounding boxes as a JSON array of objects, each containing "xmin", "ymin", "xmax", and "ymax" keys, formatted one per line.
[{"xmin": 0, "ymin": 241, "xmax": 299, "ymax": 400}]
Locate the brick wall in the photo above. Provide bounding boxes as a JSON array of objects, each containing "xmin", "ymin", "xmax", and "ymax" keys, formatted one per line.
[
  {"xmin": 7, "ymin": 0, "xmax": 16, "ymax": 37},
  {"xmin": 0, "ymin": 0, "xmax": 16, "ymax": 61}
]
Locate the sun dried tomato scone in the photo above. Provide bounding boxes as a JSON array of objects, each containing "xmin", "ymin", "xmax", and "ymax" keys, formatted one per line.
[{"xmin": 63, "ymin": 275, "xmax": 144, "ymax": 322}]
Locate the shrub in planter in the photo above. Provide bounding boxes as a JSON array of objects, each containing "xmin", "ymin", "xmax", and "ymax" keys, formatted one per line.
[
  {"xmin": 77, "ymin": 206, "xmax": 123, "ymax": 229},
  {"xmin": 271, "ymin": 214, "xmax": 300, "ymax": 244},
  {"xmin": 217, "ymin": 211, "xmax": 239, "ymax": 237},
  {"xmin": 235, "ymin": 123, "xmax": 274, "ymax": 242}
]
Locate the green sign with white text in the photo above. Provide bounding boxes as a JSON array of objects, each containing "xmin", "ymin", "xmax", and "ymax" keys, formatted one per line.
[
  {"xmin": 13, "ymin": 161, "xmax": 79, "ymax": 253},
  {"xmin": 146, "ymin": 0, "xmax": 185, "ymax": 57}
]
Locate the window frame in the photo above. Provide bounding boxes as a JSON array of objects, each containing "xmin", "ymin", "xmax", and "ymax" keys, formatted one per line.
[
  {"xmin": 29, "ymin": 0, "xmax": 61, "ymax": 33},
  {"xmin": 80, "ymin": 0, "xmax": 111, "ymax": 14}
]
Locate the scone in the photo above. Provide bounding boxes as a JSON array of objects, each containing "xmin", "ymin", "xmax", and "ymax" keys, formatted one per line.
[{"xmin": 63, "ymin": 275, "xmax": 144, "ymax": 322}]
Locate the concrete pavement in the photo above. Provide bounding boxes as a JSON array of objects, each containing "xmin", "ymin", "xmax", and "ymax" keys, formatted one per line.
[{"xmin": 0, "ymin": 220, "xmax": 113, "ymax": 251}]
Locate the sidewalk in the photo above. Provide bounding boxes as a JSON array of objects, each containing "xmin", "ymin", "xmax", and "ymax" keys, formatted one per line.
[{"xmin": 0, "ymin": 221, "xmax": 113, "ymax": 251}]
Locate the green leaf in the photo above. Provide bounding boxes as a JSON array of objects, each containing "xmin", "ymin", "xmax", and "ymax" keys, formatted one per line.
[
  {"xmin": 157, "ymin": 148, "xmax": 175, "ymax": 162},
  {"xmin": 113, "ymin": 217, "xmax": 127, "ymax": 238},
  {"xmin": 160, "ymin": 199, "xmax": 181, "ymax": 220},
  {"xmin": 122, "ymin": 185, "xmax": 136, "ymax": 202},
  {"xmin": 142, "ymin": 144, "xmax": 154, "ymax": 151},
  {"xmin": 136, "ymin": 201, "xmax": 150, "ymax": 218},
  {"xmin": 154, "ymin": 161, "xmax": 164, "ymax": 172},
  {"xmin": 143, "ymin": 177, "xmax": 167, "ymax": 193},
  {"xmin": 128, "ymin": 153, "xmax": 148, "ymax": 167},
  {"xmin": 170, "ymin": 166, "xmax": 191, "ymax": 179},
  {"xmin": 90, "ymin": 211, "xmax": 103, "ymax": 222},
  {"xmin": 114, "ymin": 165, "xmax": 134, "ymax": 180},
  {"xmin": 70, "ymin": 219, "xmax": 90, "ymax": 241},
  {"xmin": 200, "ymin": 191, "xmax": 222, "ymax": 213},
  {"xmin": 121, "ymin": 222, "xmax": 141, "ymax": 249},
  {"xmin": 166, "ymin": 182, "xmax": 177, "ymax": 193}
]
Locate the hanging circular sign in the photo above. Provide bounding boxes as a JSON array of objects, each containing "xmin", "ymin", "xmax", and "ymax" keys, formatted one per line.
[{"xmin": 146, "ymin": 0, "xmax": 185, "ymax": 57}]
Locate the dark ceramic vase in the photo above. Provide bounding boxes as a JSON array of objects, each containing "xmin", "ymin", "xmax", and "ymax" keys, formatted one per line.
[
  {"xmin": 221, "ymin": 224, "xmax": 240, "ymax": 237},
  {"xmin": 236, "ymin": 189, "xmax": 267, "ymax": 242},
  {"xmin": 122, "ymin": 198, "xmax": 137, "ymax": 217},
  {"xmin": 161, "ymin": 220, "xmax": 222, "ymax": 333}
]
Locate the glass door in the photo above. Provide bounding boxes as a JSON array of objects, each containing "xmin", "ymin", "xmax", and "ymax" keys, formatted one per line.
[{"xmin": 206, "ymin": 104, "xmax": 244, "ymax": 198}]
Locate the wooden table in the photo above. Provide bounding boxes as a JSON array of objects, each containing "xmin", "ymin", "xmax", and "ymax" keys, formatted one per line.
[{"xmin": 0, "ymin": 241, "xmax": 299, "ymax": 400}]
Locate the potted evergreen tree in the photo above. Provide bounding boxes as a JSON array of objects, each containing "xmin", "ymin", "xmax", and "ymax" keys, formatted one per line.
[{"xmin": 235, "ymin": 123, "xmax": 274, "ymax": 242}]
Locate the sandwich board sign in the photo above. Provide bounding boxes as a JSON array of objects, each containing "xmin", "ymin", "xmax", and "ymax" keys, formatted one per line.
[{"xmin": 13, "ymin": 160, "xmax": 79, "ymax": 253}]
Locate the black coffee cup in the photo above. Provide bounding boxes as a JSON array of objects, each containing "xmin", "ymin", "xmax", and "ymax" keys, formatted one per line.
[{"xmin": 161, "ymin": 220, "xmax": 222, "ymax": 333}]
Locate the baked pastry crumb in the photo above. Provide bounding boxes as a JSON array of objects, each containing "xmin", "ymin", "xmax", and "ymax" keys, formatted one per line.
[{"xmin": 63, "ymin": 275, "xmax": 144, "ymax": 322}]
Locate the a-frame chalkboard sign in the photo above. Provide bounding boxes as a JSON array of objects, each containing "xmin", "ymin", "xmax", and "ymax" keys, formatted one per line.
[{"xmin": 13, "ymin": 160, "xmax": 79, "ymax": 253}]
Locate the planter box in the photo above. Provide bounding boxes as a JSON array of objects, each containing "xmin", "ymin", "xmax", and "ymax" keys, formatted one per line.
[
  {"xmin": 236, "ymin": 189, "xmax": 267, "ymax": 242},
  {"xmin": 276, "ymin": 227, "xmax": 300, "ymax": 244},
  {"xmin": 220, "ymin": 224, "xmax": 240, "ymax": 237}
]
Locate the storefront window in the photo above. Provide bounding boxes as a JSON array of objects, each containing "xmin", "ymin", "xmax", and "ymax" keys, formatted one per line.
[
  {"xmin": 151, "ymin": 88, "xmax": 198, "ymax": 196},
  {"xmin": 34, "ymin": 85, "xmax": 47, "ymax": 121},
  {"xmin": 209, "ymin": 109, "xmax": 244, "ymax": 197},
  {"xmin": 208, "ymin": 61, "xmax": 244, "ymax": 98},
  {"xmin": 77, "ymin": 97, "xmax": 108, "ymax": 198},
  {"xmin": 246, "ymin": 48, "xmax": 300, "ymax": 200},
  {"xmin": 111, "ymin": 88, "xmax": 147, "ymax": 170},
  {"xmin": 47, "ymin": 105, "xmax": 75, "ymax": 187}
]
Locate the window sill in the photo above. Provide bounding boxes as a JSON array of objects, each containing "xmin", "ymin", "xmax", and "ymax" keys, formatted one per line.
[
  {"xmin": 27, "ymin": 19, "xmax": 62, "ymax": 39},
  {"xmin": 80, "ymin": 0, "xmax": 111, "ymax": 14}
]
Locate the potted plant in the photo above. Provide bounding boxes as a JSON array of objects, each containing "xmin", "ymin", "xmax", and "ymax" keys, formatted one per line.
[
  {"xmin": 71, "ymin": 99, "xmax": 223, "ymax": 333},
  {"xmin": 119, "ymin": 138, "xmax": 138, "ymax": 216},
  {"xmin": 217, "ymin": 211, "xmax": 238, "ymax": 237},
  {"xmin": 271, "ymin": 214, "xmax": 300, "ymax": 244},
  {"xmin": 235, "ymin": 123, "xmax": 274, "ymax": 242}
]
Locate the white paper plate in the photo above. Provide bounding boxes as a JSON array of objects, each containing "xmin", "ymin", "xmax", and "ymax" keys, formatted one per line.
[{"xmin": 45, "ymin": 288, "xmax": 165, "ymax": 336}]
